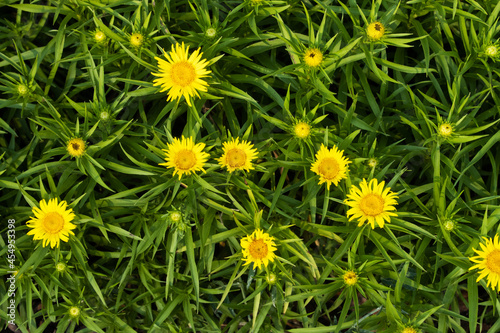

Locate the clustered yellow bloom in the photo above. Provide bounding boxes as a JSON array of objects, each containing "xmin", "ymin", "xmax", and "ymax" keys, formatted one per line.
[
  {"xmin": 367, "ymin": 21, "xmax": 385, "ymax": 40},
  {"xmin": 303, "ymin": 48, "xmax": 324, "ymax": 67}
]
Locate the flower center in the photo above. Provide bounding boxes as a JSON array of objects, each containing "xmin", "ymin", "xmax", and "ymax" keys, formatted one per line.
[
  {"xmin": 171, "ymin": 61, "xmax": 196, "ymax": 87},
  {"xmin": 486, "ymin": 250, "xmax": 500, "ymax": 274},
  {"xmin": 374, "ymin": 23, "xmax": 382, "ymax": 31},
  {"xmin": 359, "ymin": 193, "xmax": 385, "ymax": 216},
  {"xmin": 72, "ymin": 143, "xmax": 80, "ymax": 151},
  {"xmin": 95, "ymin": 31, "xmax": 106, "ymax": 42},
  {"xmin": 318, "ymin": 158, "xmax": 339, "ymax": 180},
  {"xmin": 43, "ymin": 212, "xmax": 65, "ymax": 234},
  {"xmin": 248, "ymin": 239, "xmax": 268, "ymax": 260},
  {"xmin": 486, "ymin": 45, "xmax": 498, "ymax": 57},
  {"xmin": 439, "ymin": 124, "xmax": 452, "ymax": 136},
  {"xmin": 294, "ymin": 122, "xmax": 310, "ymax": 139},
  {"xmin": 227, "ymin": 148, "xmax": 246, "ymax": 167},
  {"xmin": 175, "ymin": 150, "xmax": 197, "ymax": 170},
  {"xmin": 343, "ymin": 271, "xmax": 358, "ymax": 286}
]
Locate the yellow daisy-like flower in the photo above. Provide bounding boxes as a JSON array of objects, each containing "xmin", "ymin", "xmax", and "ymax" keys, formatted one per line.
[
  {"xmin": 27, "ymin": 198, "xmax": 77, "ymax": 249},
  {"xmin": 401, "ymin": 327, "xmax": 418, "ymax": 333},
  {"xmin": 293, "ymin": 121, "xmax": 311, "ymax": 139},
  {"xmin": 130, "ymin": 32, "xmax": 144, "ymax": 48},
  {"xmin": 367, "ymin": 21, "xmax": 385, "ymax": 40},
  {"xmin": 152, "ymin": 42, "xmax": 211, "ymax": 106},
  {"xmin": 67, "ymin": 138, "xmax": 85, "ymax": 158},
  {"xmin": 469, "ymin": 235, "xmax": 500, "ymax": 292},
  {"xmin": 310, "ymin": 144, "xmax": 350, "ymax": 190},
  {"xmin": 343, "ymin": 270, "xmax": 358, "ymax": 286},
  {"xmin": 345, "ymin": 179, "xmax": 398, "ymax": 229},
  {"xmin": 159, "ymin": 136, "xmax": 210, "ymax": 179},
  {"xmin": 438, "ymin": 122, "xmax": 453, "ymax": 137},
  {"xmin": 303, "ymin": 48, "xmax": 323, "ymax": 67},
  {"xmin": 240, "ymin": 229, "xmax": 277, "ymax": 269},
  {"xmin": 217, "ymin": 137, "xmax": 258, "ymax": 173}
]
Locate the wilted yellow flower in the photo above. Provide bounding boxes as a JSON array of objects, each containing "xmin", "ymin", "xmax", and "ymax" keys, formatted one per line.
[
  {"xmin": 438, "ymin": 123, "xmax": 453, "ymax": 137},
  {"xmin": 130, "ymin": 32, "xmax": 144, "ymax": 48},
  {"xmin": 343, "ymin": 270, "xmax": 358, "ymax": 286}
]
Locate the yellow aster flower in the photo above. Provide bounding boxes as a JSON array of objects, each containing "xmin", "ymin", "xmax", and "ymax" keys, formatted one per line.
[
  {"xmin": 130, "ymin": 32, "xmax": 144, "ymax": 48},
  {"xmin": 438, "ymin": 122, "xmax": 453, "ymax": 137},
  {"xmin": 152, "ymin": 42, "xmax": 211, "ymax": 106},
  {"xmin": 343, "ymin": 270, "xmax": 358, "ymax": 286},
  {"xmin": 240, "ymin": 229, "xmax": 277, "ymax": 269},
  {"xmin": 159, "ymin": 136, "xmax": 210, "ymax": 179},
  {"xmin": 67, "ymin": 138, "xmax": 85, "ymax": 158},
  {"xmin": 310, "ymin": 144, "xmax": 350, "ymax": 190},
  {"xmin": 345, "ymin": 179, "xmax": 398, "ymax": 229},
  {"xmin": 217, "ymin": 137, "xmax": 258, "ymax": 172},
  {"xmin": 469, "ymin": 235, "xmax": 500, "ymax": 292},
  {"xmin": 303, "ymin": 48, "xmax": 323, "ymax": 67},
  {"xmin": 367, "ymin": 21, "xmax": 385, "ymax": 40},
  {"xmin": 27, "ymin": 198, "xmax": 77, "ymax": 249},
  {"xmin": 293, "ymin": 121, "xmax": 311, "ymax": 139}
]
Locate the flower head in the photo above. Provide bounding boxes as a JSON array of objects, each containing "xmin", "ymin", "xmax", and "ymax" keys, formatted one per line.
[
  {"xmin": 310, "ymin": 144, "xmax": 350, "ymax": 190},
  {"xmin": 367, "ymin": 21, "xmax": 385, "ymax": 40},
  {"xmin": 68, "ymin": 306, "xmax": 80, "ymax": 318},
  {"xmin": 266, "ymin": 272, "xmax": 278, "ymax": 285},
  {"xmin": 240, "ymin": 229, "xmax": 277, "ymax": 269},
  {"xmin": 153, "ymin": 42, "xmax": 211, "ymax": 106},
  {"xmin": 55, "ymin": 262, "xmax": 66, "ymax": 272},
  {"xmin": 303, "ymin": 48, "xmax": 323, "ymax": 67},
  {"xmin": 93, "ymin": 30, "xmax": 106, "ymax": 44},
  {"xmin": 67, "ymin": 138, "xmax": 85, "ymax": 158},
  {"xmin": 205, "ymin": 27, "xmax": 217, "ymax": 39},
  {"xmin": 294, "ymin": 121, "xmax": 311, "ymax": 139},
  {"xmin": 443, "ymin": 219, "xmax": 456, "ymax": 232},
  {"xmin": 343, "ymin": 270, "xmax": 358, "ymax": 286},
  {"xmin": 130, "ymin": 32, "xmax": 144, "ymax": 48},
  {"xmin": 438, "ymin": 122, "xmax": 453, "ymax": 137},
  {"xmin": 400, "ymin": 326, "xmax": 419, "ymax": 333},
  {"xmin": 159, "ymin": 136, "xmax": 210, "ymax": 179},
  {"xmin": 27, "ymin": 198, "xmax": 77, "ymax": 248},
  {"xmin": 17, "ymin": 84, "xmax": 29, "ymax": 96},
  {"xmin": 345, "ymin": 178, "xmax": 398, "ymax": 229},
  {"xmin": 485, "ymin": 45, "xmax": 498, "ymax": 57},
  {"xmin": 217, "ymin": 138, "xmax": 258, "ymax": 173},
  {"xmin": 469, "ymin": 235, "xmax": 500, "ymax": 292}
]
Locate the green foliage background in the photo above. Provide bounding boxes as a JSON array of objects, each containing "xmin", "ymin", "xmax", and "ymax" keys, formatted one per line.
[{"xmin": 1, "ymin": 0, "xmax": 500, "ymax": 332}]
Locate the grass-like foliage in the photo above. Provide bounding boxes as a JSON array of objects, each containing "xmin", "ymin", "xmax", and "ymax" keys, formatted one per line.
[{"xmin": 2, "ymin": 0, "xmax": 500, "ymax": 332}]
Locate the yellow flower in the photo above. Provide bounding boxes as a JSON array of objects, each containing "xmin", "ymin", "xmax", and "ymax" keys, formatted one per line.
[
  {"xmin": 293, "ymin": 122, "xmax": 311, "ymax": 139},
  {"xmin": 94, "ymin": 30, "xmax": 106, "ymax": 44},
  {"xmin": 343, "ymin": 270, "xmax": 358, "ymax": 286},
  {"xmin": 159, "ymin": 136, "xmax": 210, "ymax": 179},
  {"xmin": 469, "ymin": 235, "xmax": 500, "ymax": 292},
  {"xmin": 240, "ymin": 229, "xmax": 277, "ymax": 269},
  {"xmin": 27, "ymin": 198, "xmax": 77, "ymax": 248},
  {"xmin": 438, "ymin": 122, "xmax": 453, "ymax": 137},
  {"xmin": 345, "ymin": 178, "xmax": 398, "ymax": 229},
  {"xmin": 310, "ymin": 144, "xmax": 350, "ymax": 190},
  {"xmin": 367, "ymin": 21, "xmax": 385, "ymax": 40},
  {"xmin": 485, "ymin": 45, "xmax": 498, "ymax": 57},
  {"xmin": 152, "ymin": 42, "xmax": 211, "ymax": 106},
  {"xmin": 401, "ymin": 327, "xmax": 418, "ymax": 333},
  {"xmin": 68, "ymin": 306, "xmax": 80, "ymax": 318},
  {"xmin": 303, "ymin": 48, "xmax": 323, "ymax": 67},
  {"xmin": 217, "ymin": 137, "xmax": 258, "ymax": 172},
  {"xmin": 130, "ymin": 32, "xmax": 144, "ymax": 48},
  {"xmin": 67, "ymin": 138, "xmax": 85, "ymax": 158}
]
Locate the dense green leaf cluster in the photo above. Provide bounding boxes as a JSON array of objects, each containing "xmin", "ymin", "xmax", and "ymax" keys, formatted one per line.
[{"xmin": 1, "ymin": 0, "xmax": 500, "ymax": 332}]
